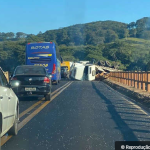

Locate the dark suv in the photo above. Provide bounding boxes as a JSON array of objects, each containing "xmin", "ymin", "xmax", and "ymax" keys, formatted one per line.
[{"xmin": 11, "ymin": 65, "xmax": 52, "ymax": 101}]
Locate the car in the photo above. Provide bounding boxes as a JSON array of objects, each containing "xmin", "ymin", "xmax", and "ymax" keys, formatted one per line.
[
  {"xmin": 0, "ymin": 67, "xmax": 19, "ymax": 149},
  {"xmin": 10, "ymin": 65, "xmax": 52, "ymax": 101}
]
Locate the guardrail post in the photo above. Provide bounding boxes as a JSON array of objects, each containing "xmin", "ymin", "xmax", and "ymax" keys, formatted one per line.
[
  {"xmin": 143, "ymin": 72, "xmax": 146, "ymax": 91},
  {"xmin": 134, "ymin": 71, "xmax": 137, "ymax": 89},
  {"xmin": 117, "ymin": 72, "xmax": 118, "ymax": 82},
  {"xmin": 125, "ymin": 72, "xmax": 126, "ymax": 85},
  {"xmin": 127, "ymin": 71, "xmax": 129, "ymax": 86},
  {"xmin": 131, "ymin": 72, "xmax": 134, "ymax": 87},
  {"xmin": 118, "ymin": 72, "xmax": 120, "ymax": 83},
  {"xmin": 114, "ymin": 72, "xmax": 116, "ymax": 81},
  {"xmin": 121, "ymin": 72, "xmax": 123, "ymax": 84},
  {"xmin": 129, "ymin": 71, "xmax": 131, "ymax": 86},
  {"xmin": 123, "ymin": 72, "xmax": 125, "ymax": 84},
  {"xmin": 138, "ymin": 71, "xmax": 141, "ymax": 90},
  {"xmin": 147, "ymin": 71, "xmax": 150, "ymax": 92}
]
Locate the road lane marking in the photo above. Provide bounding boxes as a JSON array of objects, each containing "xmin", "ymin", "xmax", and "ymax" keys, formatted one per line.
[
  {"xmin": 18, "ymin": 82, "xmax": 72, "ymax": 130},
  {"xmin": 1, "ymin": 81, "xmax": 73, "ymax": 146},
  {"xmin": 19, "ymin": 82, "xmax": 71, "ymax": 118}
]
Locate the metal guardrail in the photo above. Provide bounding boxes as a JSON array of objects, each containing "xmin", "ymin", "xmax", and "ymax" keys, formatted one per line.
[{"xmin": 109, "ymin": 71, "xmax": 150, "ymax": 92}]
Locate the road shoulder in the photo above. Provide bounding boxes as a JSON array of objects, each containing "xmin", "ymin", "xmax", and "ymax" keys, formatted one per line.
[{"xmin": 103, "ymin": 79, "xmax": 150, "ymax": 110}]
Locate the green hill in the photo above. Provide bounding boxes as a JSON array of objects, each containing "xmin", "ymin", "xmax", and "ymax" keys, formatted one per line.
[{"xmin": 1, "ymin": 17, "xmax": 150, "ymax": 72}]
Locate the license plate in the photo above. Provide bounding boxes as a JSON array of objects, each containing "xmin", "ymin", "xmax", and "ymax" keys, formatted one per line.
[{"xmin": 25, "ymin": 88, "xmax": 36, "ymax": 91}]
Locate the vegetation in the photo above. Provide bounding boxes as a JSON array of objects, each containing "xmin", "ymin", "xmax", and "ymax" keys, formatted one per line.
[{"xmin": 1, "ymin": 17, "xmax": 150, "ymax": 72}]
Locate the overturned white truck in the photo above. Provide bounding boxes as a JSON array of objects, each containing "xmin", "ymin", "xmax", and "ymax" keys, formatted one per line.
[
  {"xmin": 70, "ymin": 60, "xmax": 120, "ymax": 81},
  {"xmin": 70, "ymin": 62, "xmax": 96, "ymax": 81}
]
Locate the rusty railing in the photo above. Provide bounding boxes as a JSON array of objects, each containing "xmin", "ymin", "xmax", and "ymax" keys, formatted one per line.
[{"xmin": 109, "ymin": 71, "xmax": 150, "ymax": 92}]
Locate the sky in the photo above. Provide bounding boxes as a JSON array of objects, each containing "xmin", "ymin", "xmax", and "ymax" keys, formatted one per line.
[{"xmin": 0, "ymin": 0, "xmax": 150, "ymax": 35}]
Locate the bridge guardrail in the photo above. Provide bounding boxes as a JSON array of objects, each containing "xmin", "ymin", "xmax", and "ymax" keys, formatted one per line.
[{"xmin": 109, "ymin": 71, "xmax": 150, "ymax": 92}]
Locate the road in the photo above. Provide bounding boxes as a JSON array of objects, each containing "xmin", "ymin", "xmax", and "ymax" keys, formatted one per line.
[{"xmin": 2, "ymin": 81, "xmax": 150, "ymax": 150}]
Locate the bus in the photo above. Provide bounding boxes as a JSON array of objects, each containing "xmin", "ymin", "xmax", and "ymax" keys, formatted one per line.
[{"xmin": 26, "ymin": 42, "xmax": 61, "ymax": 84}]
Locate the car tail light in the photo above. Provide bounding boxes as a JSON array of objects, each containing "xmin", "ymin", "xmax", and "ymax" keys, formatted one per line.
[
  {"xmin": 44, "ymin": 77, "xmax": 50, "ymax": 83},
  {"xmin": 52, "ymin": 64, "xmax": 56, "ymax": 74},
  {"xmin": 11, "ymin": 77, "xmax": 17, "ymax": 80}
]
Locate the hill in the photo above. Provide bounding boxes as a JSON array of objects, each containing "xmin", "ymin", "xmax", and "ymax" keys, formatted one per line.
[{"xmin": 1, "ymin": 17, "xmax": 150, "ymax": 72}]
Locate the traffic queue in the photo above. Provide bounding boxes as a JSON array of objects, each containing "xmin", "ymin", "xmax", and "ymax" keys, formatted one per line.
[
  {"xmin": 0, "ymin": 41, "xmax": 119, "ymax": 149},
  {"xmin": 0, "ymin": 42, "xmax": 62, "ymax": 149}
]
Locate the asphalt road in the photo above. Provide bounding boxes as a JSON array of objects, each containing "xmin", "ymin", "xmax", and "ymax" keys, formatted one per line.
[
  {"xmin": 2, "ymin": 81, "xmax": 150, "ymax": 150},
  {"xmin": 18, "ymin": 81, "xmax": 69, "ymax": 114}
]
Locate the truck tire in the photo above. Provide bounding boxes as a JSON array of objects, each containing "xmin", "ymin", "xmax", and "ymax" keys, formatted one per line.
[
  {"xmin": 105, "ymin": 61, "xmax": 111, "ymax": 67},
  {"xmin": 97, "ymin": 61, "xmax": 100, "ymax": 66},
  {"xmin": 100, "ymin": 60, "xmax": 105, "ymax": 66},
  {"xmin": 8, "ymin": 110, "xmax": 18, "ymax": 136}
]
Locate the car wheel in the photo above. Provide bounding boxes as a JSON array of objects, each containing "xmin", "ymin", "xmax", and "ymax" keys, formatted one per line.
[
  {"xmin": 45, "ymin": 93, "xmax": 51, "ymax": 101},
  {"xmin": 8, "ymin": 110, "xmax": 18, "ymax": 136},
  {"xmin": 55, "ymin": 80, "xmax": 58, "ymax": 85}
]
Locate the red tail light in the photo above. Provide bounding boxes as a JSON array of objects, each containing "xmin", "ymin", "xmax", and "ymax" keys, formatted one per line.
[
  {"xmin": 52, "ymin": 64, "xmax": 56, "ymax": 74},
  {"xmin": 11, "ymin": 77, "xmax": 17, "ymax": 80},
  {"xmin": 44, "ymin": 77, "xmax": 50, "ymax": 83}
]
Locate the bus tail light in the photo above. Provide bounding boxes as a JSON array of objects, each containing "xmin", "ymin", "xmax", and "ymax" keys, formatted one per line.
[
  {"xmin": 52, "ymin": 64, "xmax": 56, "ymax": 74},
  {"xmin": 44, "ymin": 77, "xmax": 50, "ymax": 83}
]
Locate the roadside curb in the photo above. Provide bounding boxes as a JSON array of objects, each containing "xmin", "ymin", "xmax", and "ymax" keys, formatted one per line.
[{"xmin": 103, "ymin": 79, "xmax": 150, "ymax": 109}]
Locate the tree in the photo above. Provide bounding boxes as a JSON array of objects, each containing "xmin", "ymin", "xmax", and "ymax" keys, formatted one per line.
[
  {"xmin": 5, "ymin": 32, "xmax": 15, "ymax": 39},
  {"xmin": 105, "ymin": 30, "xmax": 118, "ymax": 43},
  {"xmin": 16, "ymin": 32, "xmax": 27, "ymax": 39},
  {"xmin": 0, "ymin": 32, "xmax": 6, "ymax": 41},
  {"xmin": 129, "ymin": 29, "xmax": 137, "ymax": 37},
  {"xmin": 26, "ymin": 34, "xmax": 44, "ymax": 42},
  {"xmin": 128, "ymin": 22, "xmax": 136, "ymax": 30},
  {"xmin": 38, "ymin": 31, "xmax": 42, "ymax": 35},
  {"xmin": 141, "ymin": 30, "xmax": 150, "ymax": 39}
]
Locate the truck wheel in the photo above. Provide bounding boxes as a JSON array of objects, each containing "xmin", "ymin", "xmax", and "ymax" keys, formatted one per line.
[
  {"xmin": 105, "ymin": 61, "xmax": 111, "ymax": 67},
  {"xmin": 8, "ymin": 110, "xmax": 18, "ymax": 136}
]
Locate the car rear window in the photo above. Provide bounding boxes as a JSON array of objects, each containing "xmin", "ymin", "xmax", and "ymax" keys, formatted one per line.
[{"xmin": 15, "ymin": 66, "xmax": 46, "ymax": 75}]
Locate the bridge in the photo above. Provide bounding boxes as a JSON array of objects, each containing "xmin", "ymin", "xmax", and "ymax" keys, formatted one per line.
[{"xmin": 1, "ymin": 72, "xmax": 150, "ymax": 150}]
